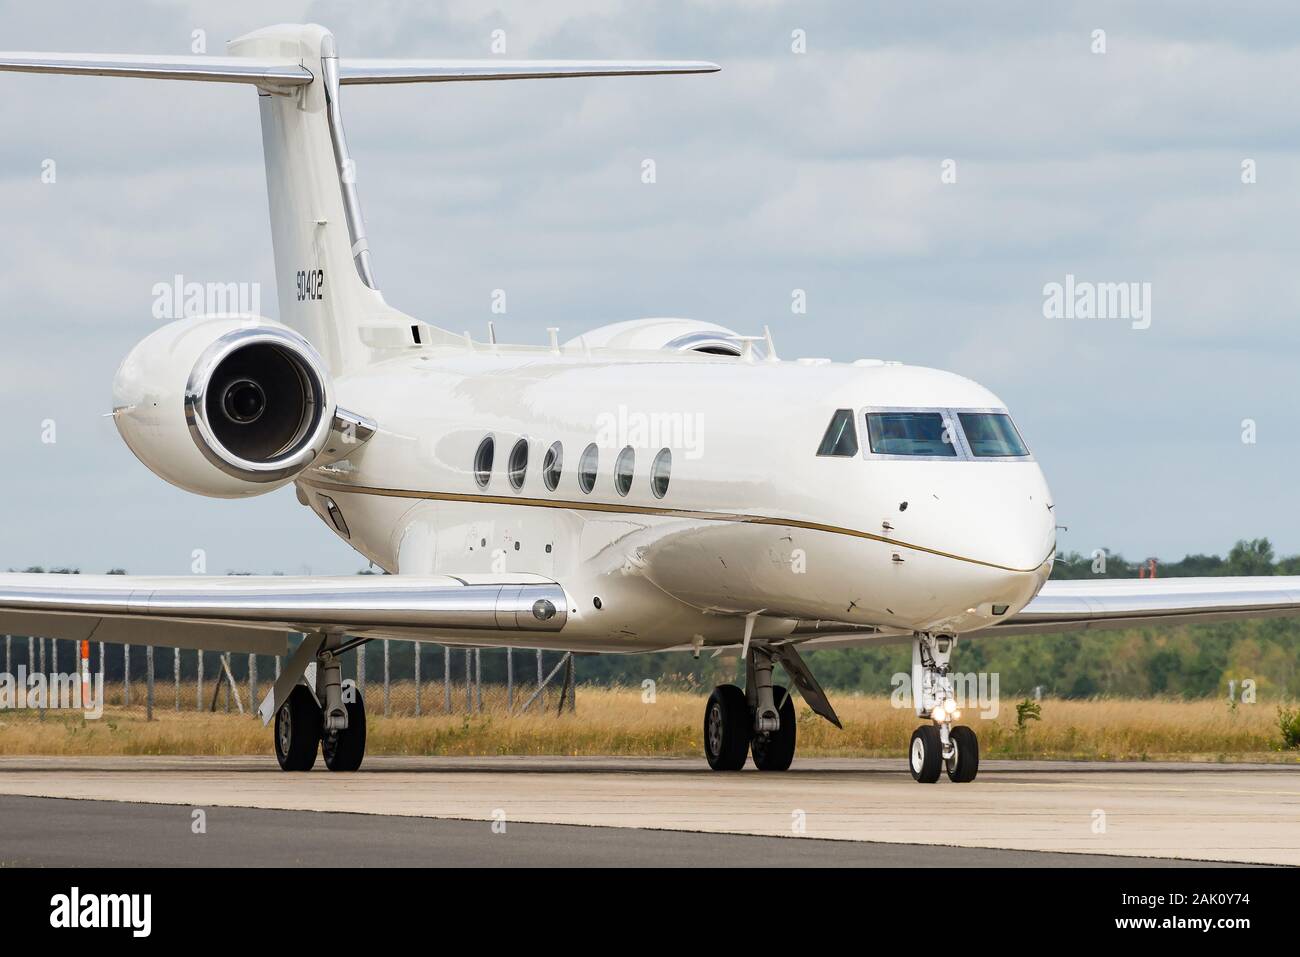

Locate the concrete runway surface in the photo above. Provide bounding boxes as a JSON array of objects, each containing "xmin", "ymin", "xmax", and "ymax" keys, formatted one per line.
[{"xmin": 0, "ymin": 756, "xmax": 1295, "ymax": 866}]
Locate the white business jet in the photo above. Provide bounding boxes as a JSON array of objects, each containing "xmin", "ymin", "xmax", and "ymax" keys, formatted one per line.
[{"xmin": 3, "ymin": 23, "xmax": 1298, "ymax": 782}]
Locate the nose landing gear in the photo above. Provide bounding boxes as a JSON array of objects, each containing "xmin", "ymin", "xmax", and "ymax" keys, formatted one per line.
[{"xmin": 910, "ymin": 632, "xmax": 980, "ymax": 783}]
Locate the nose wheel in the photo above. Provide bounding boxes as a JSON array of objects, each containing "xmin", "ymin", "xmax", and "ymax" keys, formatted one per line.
[
  {"xmin": 909, "ymin": 722, "xmax": 979, "ymax": 782},
  {"xmin": 944, "ymin": 724, "xmax": 979, "ymax": 782}
]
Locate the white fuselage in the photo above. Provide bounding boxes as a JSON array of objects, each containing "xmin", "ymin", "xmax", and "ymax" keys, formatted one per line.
[{"xmin": 295, "ymin": 344, "xmax": 1056, "ymax": 653}]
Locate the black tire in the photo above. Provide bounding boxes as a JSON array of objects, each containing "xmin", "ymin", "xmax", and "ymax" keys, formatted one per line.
[
  {"xmin": 908, "ymin": 724, "xmax": 942, "ymax": 783},
  {"xmin": 275, "ymin": 685, "xmax": 321, "ymax": 772},
  {"xmin": 322, "ymin": 686, "xmax": 367, "ymax": 772},
  {"xmin": 704, "ymin": 684, "xmax": 750, "ymax": 770},
  {"xmin": 751, "ymin": 686, "xmax": 796, "ymax": 771},
  {"xmin": 945, "ymin": 725, "xmax": 979, "ymax": 783}
]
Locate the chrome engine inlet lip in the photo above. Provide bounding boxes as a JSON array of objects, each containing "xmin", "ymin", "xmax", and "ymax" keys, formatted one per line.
[{"xmin": 184, "ymin": 325, "xmax": 334, "ymax": 484}]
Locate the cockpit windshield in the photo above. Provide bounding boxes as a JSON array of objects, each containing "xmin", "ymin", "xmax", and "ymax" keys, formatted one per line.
[
  {"xmin": 855, "ymin": 407, "xmax": 1032, "ymax": 460},
  {"xmin": 865, "ymin": 412, "xmax": 958, "ymax": 457},
  {"xmin": 957, "ymin": 412, "xmax": 1029, "ymax": 457}
]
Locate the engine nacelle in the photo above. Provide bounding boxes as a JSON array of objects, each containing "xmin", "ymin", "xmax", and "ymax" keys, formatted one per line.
[
  {"xmin": 112, "ymin": 316, "xmax": 336, "ymax": 498},
  {"xmin": 566, "ymin": 317, "xmax": 770, "ymax": 358}
]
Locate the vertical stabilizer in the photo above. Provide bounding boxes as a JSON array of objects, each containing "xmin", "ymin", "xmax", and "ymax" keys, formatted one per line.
[{"xmin": 229, "ymin": 24, "xmax": 412, "ymax": 375}]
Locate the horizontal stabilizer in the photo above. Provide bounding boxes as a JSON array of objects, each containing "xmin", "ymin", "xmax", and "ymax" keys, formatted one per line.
[
  {"xmin": 0, "ymin": 52, "xmax": 312, "ymax": 86},
  {"xmin": 338, "ymin": 59, "xmax": 720, "ymax": 84},
  {"xmin": 0, "ymin": 54, "xmax": 718, "ymax": 88}
]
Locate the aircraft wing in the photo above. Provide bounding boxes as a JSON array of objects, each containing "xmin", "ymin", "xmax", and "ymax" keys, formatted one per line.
[
  {"xmin": 0, "ymin": 573, "xmax": 568, "ymax": 655},
  {"xmin": 987, "ymin": 576, "xmax": 1300, "ymax": 636},
  {"xmin": 764, "ymin": 576, "xmax": 1300, "ymax": 651}
]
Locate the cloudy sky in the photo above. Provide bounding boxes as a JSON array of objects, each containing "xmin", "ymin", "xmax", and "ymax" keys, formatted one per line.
[{"xmin": 3, "ymin": 0, "xmax": 1300, "ymax": 575}]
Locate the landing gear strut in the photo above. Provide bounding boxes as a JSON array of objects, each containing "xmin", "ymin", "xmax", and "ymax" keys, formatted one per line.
[
  {"xmin": 266, "ymin": 633, "xmax": 368, "ymax": 773},
  {"xmin": 747, "ymin": 645, "xmax": 795, "ymax": 771},
  {"xmin": 909, "ymin": 632, "xmax": 979, "ymax": 783}
]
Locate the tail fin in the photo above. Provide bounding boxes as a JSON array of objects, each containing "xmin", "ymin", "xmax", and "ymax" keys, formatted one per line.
[{"xmin": 1, "ymin": 24, "xmax": 719, "ymax": 374}]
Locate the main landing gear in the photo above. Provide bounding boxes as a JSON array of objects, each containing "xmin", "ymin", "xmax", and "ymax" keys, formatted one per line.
[
  {"xmin": 703, "ymin": 641, "xmax": 841, "ymax": 772},
  {"xmin": 704, "ymin": 681, "xmax": 796, "ymax": 771},
  {"xmin": 908, "ymin": 632, "xmax": 979, "ymax": 783},
  {"xmin": 266, "ymin": 634, "xmax": 368, "ymax": 772}
]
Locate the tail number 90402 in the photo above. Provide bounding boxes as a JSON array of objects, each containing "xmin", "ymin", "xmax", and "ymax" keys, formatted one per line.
[{"xmin": 296, "ymin": 268, "xmax": 325, "ymax": 302}]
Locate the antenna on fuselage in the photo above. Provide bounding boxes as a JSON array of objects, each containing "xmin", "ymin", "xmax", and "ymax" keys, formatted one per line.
[{"xmin": 487, "ymin": 321, "xmax": 497, "ymax": 345}]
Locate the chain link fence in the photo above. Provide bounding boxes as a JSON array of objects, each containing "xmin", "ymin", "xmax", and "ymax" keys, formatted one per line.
[{"xmin": 1, "ymin": 634, "xmax": 576, "ymax": 718}]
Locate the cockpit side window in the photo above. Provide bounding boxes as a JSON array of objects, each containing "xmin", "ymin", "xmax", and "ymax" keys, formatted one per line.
[
  {"xmin": 865, "ymin": 412, "xmax": 958, "ymax": 457},
  {"xmin": 816, "ymin": 409, "xmax": 859, "ymax": 457},
  {"xmin": 957, "ymin": 412, "xmax": 1029, "ymax": 457}
]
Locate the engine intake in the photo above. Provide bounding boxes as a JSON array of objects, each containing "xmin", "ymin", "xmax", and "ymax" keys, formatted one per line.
[{"xmin": 186, "ymin": 328, "xmax": 331, "ymax": 483}]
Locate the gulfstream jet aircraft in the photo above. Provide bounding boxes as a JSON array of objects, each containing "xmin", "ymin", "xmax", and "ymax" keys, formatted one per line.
[{"xmin": 3, "ymin": 22, "xmax": 1299, "ymax": 782}]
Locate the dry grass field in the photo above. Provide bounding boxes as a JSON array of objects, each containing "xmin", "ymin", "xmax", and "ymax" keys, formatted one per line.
[{"xmin": 1, "ymin": 688, "xmax": 1297, "ymax": 762}]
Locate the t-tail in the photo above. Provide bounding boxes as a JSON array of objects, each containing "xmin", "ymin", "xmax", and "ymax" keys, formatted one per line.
[{"xmin": 0, "ymin": 23, "xmax": 719, "ymax": 375}]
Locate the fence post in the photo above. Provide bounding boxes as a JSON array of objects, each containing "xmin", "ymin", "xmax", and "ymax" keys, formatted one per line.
[
  {"xmin": 464, "ymin": 649, "xmax": 472, "ymax": 713},
  {"xmin": 4, "ymin": 635, "xmax": 9, "ymax": 675},
  {"xmin": 98, "ymin": 642, "xmax": 105, "ymax": 689},
  {"xmin": 358, "ymin": 641, "xmax": 366, "ymax": 693},
  {"xmin": 474, "ymin": 648, "xmax": 482, "ymax": 712},
  {"xmin": 413, "ymin": 642, "xmax": 421, "ymax": 717},
  {"xmin": 443, "ymin": 647, "xmax": 450, "ymax": 713},
  {"xmin": 146, "ymin": 646, "xmax": 155, "ymax": 721},
  {"xmin": 38, "ymin": 638, "xmax": 46, "ymax": 717},
  {"xmin": 174, "ymin": 647, "xmax": 180, "ymax": 711},
  {"xmin": 196, "ymin": 650, "xmax": 204, "ymax": 710},
  {"xmin": 566, "ymin": 653, "xmax": 575, "ymax": 713},
  {"xmin": 383, "ymin": 639, "xmax": 391, "ymax": 717},
  {"xmin": 507, "ymin": 647, "xmax": 514, "ymax": 712},
  {"xmin": 123, "ymin": 644, "xmax": 131, "ymax": 708},
  {"xmin": 249, "ymin": 654, "xmax": 258, "ymax": 714}
]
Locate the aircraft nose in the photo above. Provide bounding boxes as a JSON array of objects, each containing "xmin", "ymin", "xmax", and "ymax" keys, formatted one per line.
[
  {"xmin": 984, "ymin": 480, "xmax": 1056, "ymax": 572},
  {"xmin": 922, "ymin": 464, "xmax": 1056, "ymax": 573}
]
